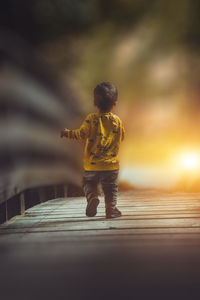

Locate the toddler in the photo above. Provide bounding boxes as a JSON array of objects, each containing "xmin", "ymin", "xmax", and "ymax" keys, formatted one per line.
[{"xmin": 61, "ymin": 82, "xmax": 125, "ymax": 218}]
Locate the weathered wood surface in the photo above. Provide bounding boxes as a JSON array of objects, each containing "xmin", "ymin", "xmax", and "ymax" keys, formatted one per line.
[{"xmin": 1, "ymin": 190, "xmax": 200, "ymax": 300}]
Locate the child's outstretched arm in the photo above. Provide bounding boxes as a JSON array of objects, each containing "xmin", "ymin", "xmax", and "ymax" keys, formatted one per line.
[{"xmin": 60, "ymin": 114, "xmax": 91, "ymax": 141}]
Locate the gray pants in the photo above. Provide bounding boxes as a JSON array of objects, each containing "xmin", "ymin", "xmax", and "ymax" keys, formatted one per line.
[{"xmin": 82, "ymin": 169, "xmax": 119, "ymax": 209}]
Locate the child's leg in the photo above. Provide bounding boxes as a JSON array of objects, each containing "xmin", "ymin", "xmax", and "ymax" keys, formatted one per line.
[
  {"xmin": 100, "ymin": 170, "xmax": 121, "ymax": 218},
  {"xmin": 82, "ymin": 170, "xmax": 100, "ymax": 217}
]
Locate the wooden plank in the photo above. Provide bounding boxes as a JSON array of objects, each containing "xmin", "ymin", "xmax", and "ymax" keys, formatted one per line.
[
  {"xmin": 20, "ymin": 192, "xmax": 25, "ymax": 215},
  {"xmin": 2, "ymin": 227, "xmax": 200, "ymax": 237}
]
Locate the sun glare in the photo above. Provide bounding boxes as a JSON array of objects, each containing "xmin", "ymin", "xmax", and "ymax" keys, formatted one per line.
[{"xmin": 179, "ymin": 152, "xmax": 200, "ymax": 170}]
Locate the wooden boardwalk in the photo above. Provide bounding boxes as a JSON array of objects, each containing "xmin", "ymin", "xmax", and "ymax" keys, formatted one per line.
[{"xmin": 1, "ymin": 191, "xmax": 200, "ymax": 299}]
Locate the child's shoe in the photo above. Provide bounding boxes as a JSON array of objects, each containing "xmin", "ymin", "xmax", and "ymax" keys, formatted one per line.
[
  {"xmin": 86, "ymin": 198, "xmax": 99, "ymax": 217},
  {"xmin": 106, "ymin": 207, "xmax": 122, "ymax": 219}
]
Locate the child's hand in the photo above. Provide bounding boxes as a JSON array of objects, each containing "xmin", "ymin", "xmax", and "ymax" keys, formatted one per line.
[{"xmin": 60, "ymin": 129, "xmax": 67, "ymax": 138}]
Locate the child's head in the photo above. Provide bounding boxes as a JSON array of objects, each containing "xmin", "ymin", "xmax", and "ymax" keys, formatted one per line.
[{"xmin": 94, "ymin": 82, "xmax": 118, "ymax": 113}]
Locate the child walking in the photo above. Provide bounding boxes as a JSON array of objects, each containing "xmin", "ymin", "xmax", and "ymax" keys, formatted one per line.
[{"xmin": 60, "ymin": 82, "xmax": 125, "ymax": 218}]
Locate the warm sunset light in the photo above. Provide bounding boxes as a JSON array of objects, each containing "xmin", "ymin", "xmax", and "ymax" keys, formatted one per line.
[{"xmin": 179, "ymin": 152, "xmax": 200, "ymax": 170}]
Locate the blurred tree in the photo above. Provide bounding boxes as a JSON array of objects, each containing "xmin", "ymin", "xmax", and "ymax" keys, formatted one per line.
[{"xmin": 0, "ymin": 0, "xmax": 199, "ymax": 51}]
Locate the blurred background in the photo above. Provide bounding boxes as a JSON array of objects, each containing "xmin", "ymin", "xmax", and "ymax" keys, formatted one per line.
[{"xmin": 1, "ymin": 0, "xmax": 200, "ymax": 193}]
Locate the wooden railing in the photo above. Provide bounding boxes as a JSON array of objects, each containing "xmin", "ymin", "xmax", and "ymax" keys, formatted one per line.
[{"xmin": 0, "ymin": 33, "xmax": 84, "ymax": 223}]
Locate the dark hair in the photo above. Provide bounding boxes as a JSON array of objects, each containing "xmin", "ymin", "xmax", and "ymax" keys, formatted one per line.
[{"xmin": 94, "ymin": 82, "xmax": 118, "ymax": 113}]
